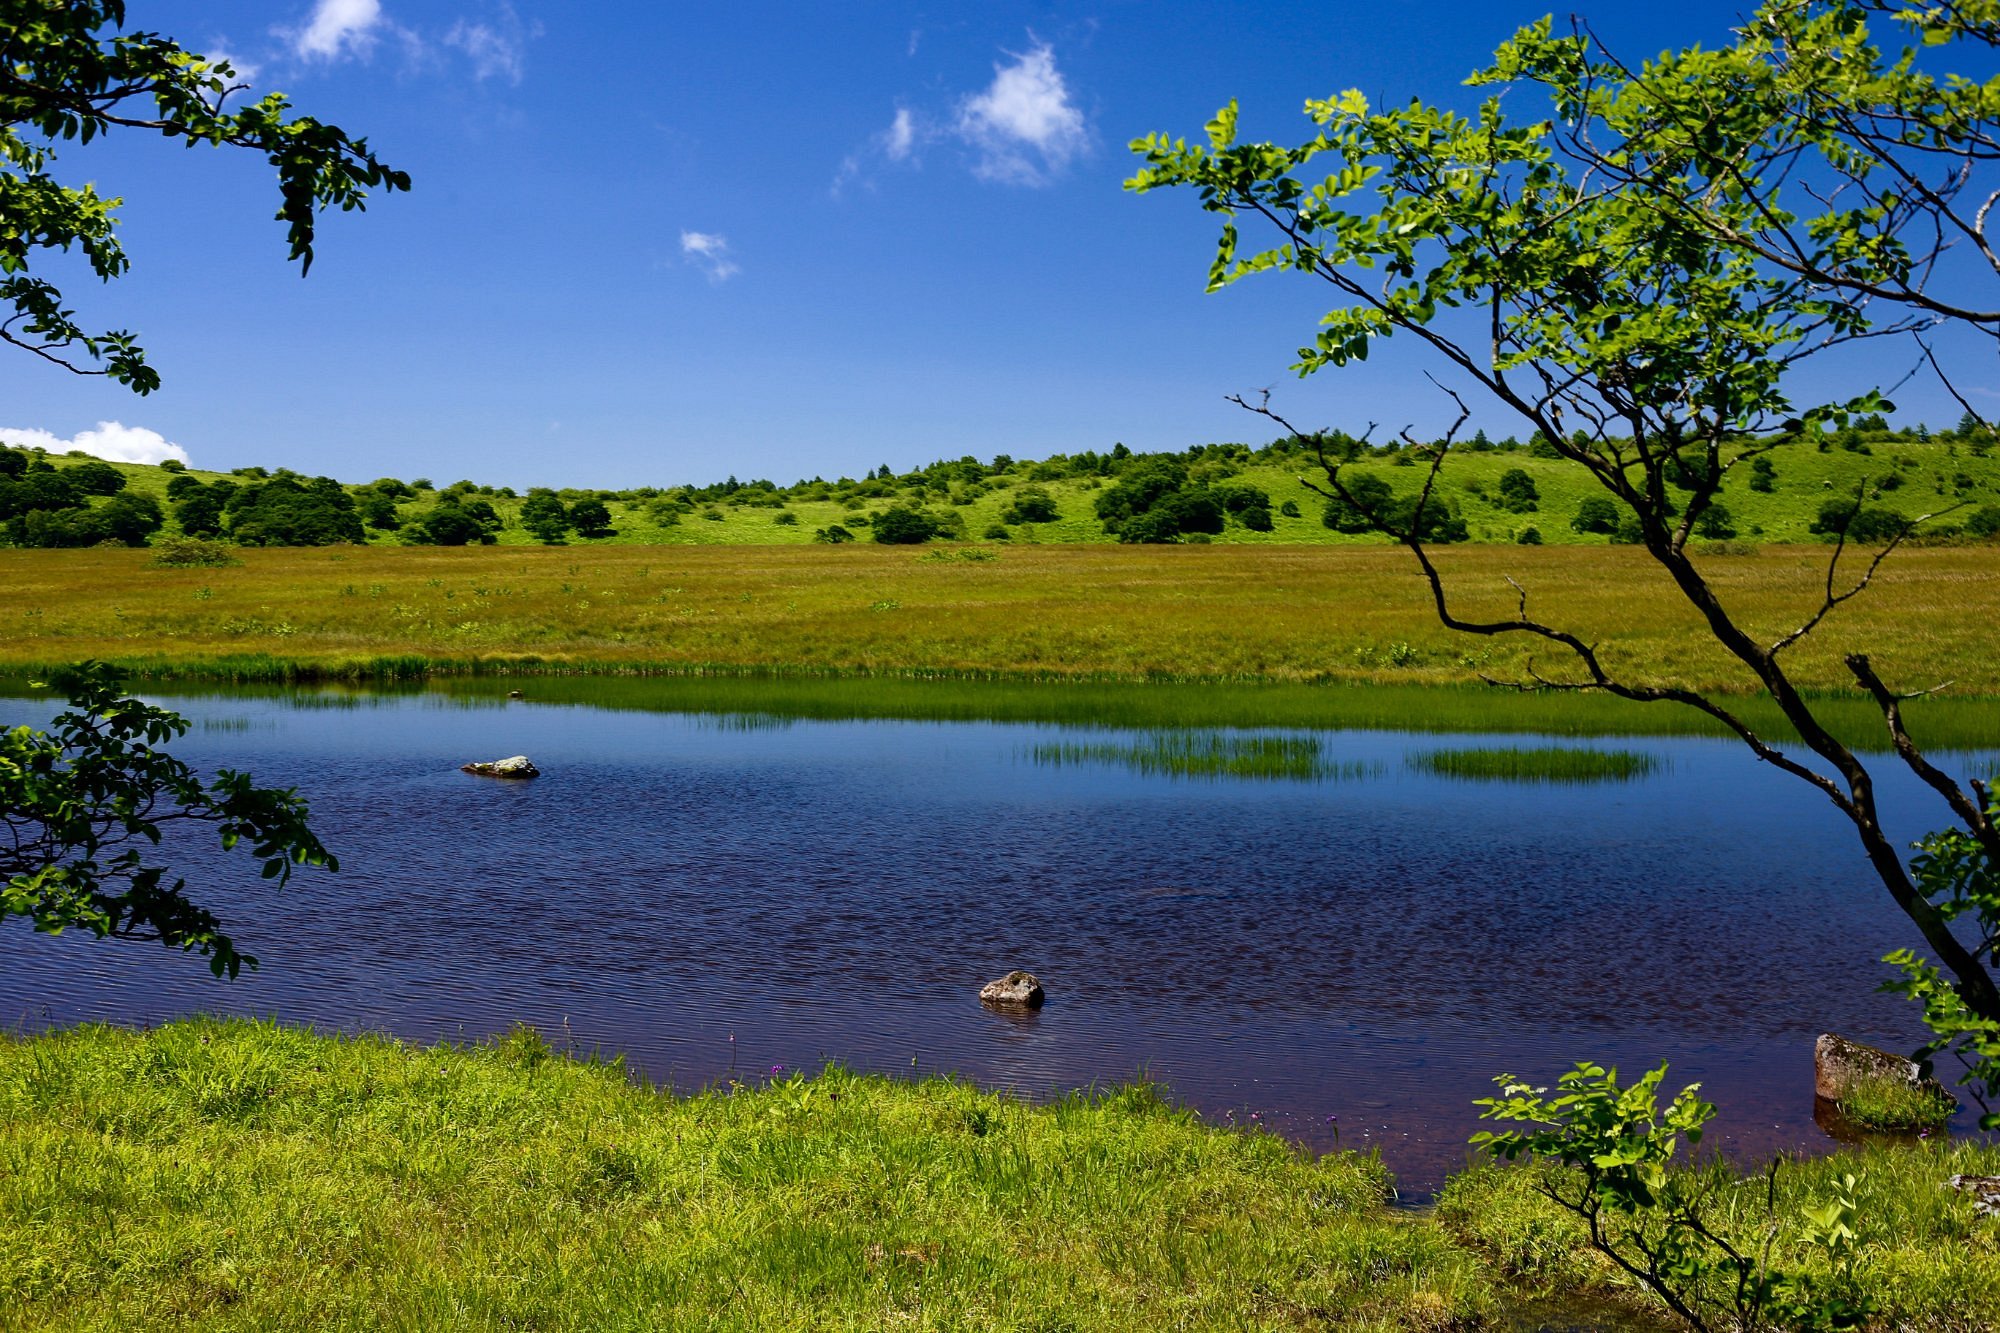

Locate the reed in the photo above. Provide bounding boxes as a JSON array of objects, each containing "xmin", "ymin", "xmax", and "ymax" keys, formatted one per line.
[{"xmin": 1410, "ymin": 746, "xmax": 1662, "ymax": 784}]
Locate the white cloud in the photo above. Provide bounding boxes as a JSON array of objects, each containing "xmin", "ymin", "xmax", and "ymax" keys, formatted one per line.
[
  {"xmin": 884, "ymin": 107, "xmax": 917, "ymax": 162},
  {"xmin": 287, "ymin": 0, "xmax": 386, "ymax": 61},
  {"xmin": 203, "ymin": 45, "xmax": 261, "ymax": 87},
  {"xmin": 955, "ymin": 42, "xmax": 1087, "ymax": 186},
  {"xmin": 0, "ymin": 423, "xmax": 191, "ymax": 467},
  {"xmin": 680, "ymin": 231, "xmax": 740, "ymax": 283},
  {"xmin": 445, "ymin": 6, "xmax": 537, "ymax": 83}
]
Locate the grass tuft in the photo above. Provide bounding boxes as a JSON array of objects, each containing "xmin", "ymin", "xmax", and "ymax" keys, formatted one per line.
[
  {"xmin": 1410, "ymin": 746, "xmax": 1661, "ymax": 783},
  {"xmin": 1031, "ymin": 731, "xmax": 1380, "ymax": 782},
  {"xmin": 1838, "ymin": 1073, "xmax": 1960, "ymax": 1133}
]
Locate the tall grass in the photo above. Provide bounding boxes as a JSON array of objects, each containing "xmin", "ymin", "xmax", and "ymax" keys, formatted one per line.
[
  {"xmin": 1030, "ymin": 731, "xmax": 1381, "ymax": 782},
  {"xmin": 0, "ymin": 1019, "xmax": 1495, "ymax": 1331},
  {"xmin": 1411, "ymin": 747, "xmax": 1662, "ymax": 784},
  {"xmin": 1437, "ymin": 1144, "xmax": 2000, "ymax": 1329}
]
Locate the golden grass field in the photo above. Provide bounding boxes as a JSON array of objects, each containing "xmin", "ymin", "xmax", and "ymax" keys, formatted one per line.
[{"xmin": 3, "ymin": 541, "xmax": 1994, "ymax": 697}]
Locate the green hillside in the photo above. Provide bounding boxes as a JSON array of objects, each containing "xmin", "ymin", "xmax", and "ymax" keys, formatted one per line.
[{"xmin": 6, "ymin": 424, "xmax": 2000, "ymax": 549}]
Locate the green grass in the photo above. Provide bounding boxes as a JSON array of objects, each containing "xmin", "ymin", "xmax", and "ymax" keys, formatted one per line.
[
  {"xmin": 1436, "ymin": 1145, "xmax": 2000, "ymax": 1331},
  {"xmin": 1028, "ymin": 732, "xmax": 1381, "ymax": 782},
  {"xmin": 0, "ymin": 1018, "xmax": 1494, "ymax": 1331},
  {"xmin": 1837, "ymin": 1073, "xmax": 1961, "ymax": 1133},
  {"xmin": 1410, "ymin": 747, "xmax": 1662, "ymax": 784}
]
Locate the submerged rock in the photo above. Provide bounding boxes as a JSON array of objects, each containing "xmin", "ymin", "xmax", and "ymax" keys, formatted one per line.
[
  {"xmin": 1948, "ymin": 1175, "xmax": 2000, "ymax": 1218},
  {"xmin": 979, "ymin": 971, "xmax": 1045, "ymax": 1009},
  {"xmin": 460, "ymin": 755, "xmax": 540, "ymax": 779},
  {"xmin": 1813, "ymin": 1032, "xmax": 1948, "ymax": 1103}
]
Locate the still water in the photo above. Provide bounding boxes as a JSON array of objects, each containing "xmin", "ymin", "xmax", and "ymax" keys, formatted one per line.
[{"xmin": 3, "ymin": 687, "xmax": 1988, "ymax": 1192}]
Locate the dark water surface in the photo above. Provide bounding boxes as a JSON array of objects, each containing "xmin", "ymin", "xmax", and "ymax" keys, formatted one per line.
[{"xmin": 4, "ymin": 688, "xmax": 1990, "ymax": 1193}]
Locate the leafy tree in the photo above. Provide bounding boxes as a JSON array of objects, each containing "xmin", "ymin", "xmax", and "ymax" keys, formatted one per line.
[
  {"xmin": 163, "ymin": 472, "xmax": 205, "ymax": 502},
  {"xmin": 2, "ymin": 663, "xmax": 335, "ymax": 977},
  {"xmin": 1129, "ymin": 0, "xmax": 2000, "ymax": 1114},
  {"xmin": 872, "ymin": 506, "xmax": 938, "ymax": 544},
  {"xmin": 0, "ymin": 446, "xmax": 25, "ymax": 477},
  {"xmin": 1749, "ymin": 456, "xmax": 1778, "ymax": 493},
  {"xmin": 520, "ymin": 490, "xmax": 572, "ymax": 543},
  {"xmin": 225, "ymin": 476, "xmax": 363, "ymax": 546},
  {"xmin": 406, "ymin": 502, "xmax": 491, "ymax": 547},
  {"xmin": 1571, "ymin": 495, "xmax": 1621, "ymax": 535},
  {"xmin": 1320, "ymin": 473, "xmax": 1394, "ymax": 534},
  {"xmin": 1093, "ymin": 459, "xmax": 1188, "ymax": 532},
  {"xmin": 813, "ymin": 524, "xmax": 855, "ymax": 544},
  {"xmin": 1692, "ymin": 503, "xmax": 1737, "ymax": 540},
  {"xmin": 568, "ymin": 498, "xmax": 614, "ymax": 538},
  {"xmin": 1, "ymin": 2, "xmax": 408, "ymax": 391},
  {"xmin": 357, "ymin": 493, "xmax": 402, "ymax": 531},
  {"xmin": 171, "ymin": 481, "xmax": 233, "ymax": 538},
  {"xmin": 1494, "ymin": 468, "xmax": 1539, "ymax": 513},
  {"xmin": 1000, "ymin": 485, "xmax": 1060, "ymax": 524},
  {"xmin": 64, "ymin": 460, "xmax": 126, "ymax": 495}
]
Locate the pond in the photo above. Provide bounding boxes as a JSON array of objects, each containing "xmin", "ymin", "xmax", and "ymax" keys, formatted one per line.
[{"xmin": 3, "ymin": 682, "xmax": 1991, "ymax": 1194}]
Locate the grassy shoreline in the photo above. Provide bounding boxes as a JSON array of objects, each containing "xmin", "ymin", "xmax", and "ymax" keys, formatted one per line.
[
  {"xmin": 6, "ymin": 543, "xmax": 2000, "ymax": 746},
  {"xmin": 1, "ymin": 1019, "xmax": 1992, "ymax": 1331}
]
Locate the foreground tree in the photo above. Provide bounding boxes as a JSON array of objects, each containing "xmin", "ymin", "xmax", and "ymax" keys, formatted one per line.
[
  {"xmin": 2, "ymin": 664, "xmax": 336, "ymax": 977},
  {"xmin": 1129, "ymin": 0, "xmax": 2000, "ymax": 1123},
  {"xmin": 2, "ymin": 1, "xmax": 409, "ymax": 391}
]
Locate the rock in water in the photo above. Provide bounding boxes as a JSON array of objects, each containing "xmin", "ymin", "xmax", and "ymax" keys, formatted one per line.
[
  {"xmin": 1948, "ymin": 1175, "xmax": 2000, "ymax": 1218},
  {"xmin": 1813, "ymin": 1032, "xmax": 1948, "ymax": 1103},
  {"xmin": 460, "ymin": 755, "xmax": 539, "ymax": 779},
  {"xmin": 979, "ymin": 971, "xmax": 1045, "ymax": 1008}
]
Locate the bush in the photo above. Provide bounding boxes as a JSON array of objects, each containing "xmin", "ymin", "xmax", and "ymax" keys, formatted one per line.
[
  {"xmin": 1810, "ymin": 499, "xmax": 1908, "ymax": 544},
  {"xmin": 872, "ymin": 506, "xmax": 939, "ymax": 544},
  {"xmin": 813, "ymin": 524, "xmax": 855, "ymax": 544},
  {"xmin": 406, "ymin": 502, "xmax": 494, "ymax": 546},
  {"xmin": 1693, "ymin": 503, "xmax": 1737, "ymax": 539},
  {"xmin": 1571, "ymin": 495, "xmax": 1620, "ymax": 534},
  {"xmin": 1320, "ymin": 473, "xmax": 1395, "ymax": 532},
  {"xmin": 773, "ymin": 511, "xmax": 799, "ymax": 526},
  {"xmin": 226, "ymin": 477, "xmax": 364, "ymax": 546},
  {"xmin": 157, "ymin": 458, "xmax": 186, "ymax": 473},
  {"xmin": 982, "ymin": 523, "xmax": 1011, "ymax": 540},
  {"xmin": 1000, "ymin": 485, "xmax": 1059, "ymax": 524},
  {"xmin": 1966, "ymin": 505, "xmax": 2000, "ymax": 538},
  {"xmin": 1279, "ymin": 499, "xmax": 1301, "ymax": 518},
  {"xmin": 148, "ymin": 535, "xmax": 241, "ymax": 568},
  {"xmin": 1495, "ymin": 468, "xmax": 1539, "ymax": 512},
  {"xmin": 1516, "ymin": 525, "xmax": 1543, "ymax": 545},
  {"xmin": 65, "ymin": 460, "xmax": 128, "ymax": 495},
  {"xmin": 569, "ymin": 499, "xmax": 615, "ymax": 538}
]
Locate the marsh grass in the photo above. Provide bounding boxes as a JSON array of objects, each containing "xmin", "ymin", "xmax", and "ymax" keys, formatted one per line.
[
  {"xmin": 1838, "ymin": 1073, "xmax": 1960, "ymax": 1133},
  {"xmin": 0, "ymin": 1018, "xmax": 1496, "ymax": 1331},
  {"xmin": 1030, "ymin": 731, "xmax": 1382, "ymax": 782},
  {"xmin": 1410, "ymin": 747, "xmax": 1662, "ymax": 784},
  {"xmin": 1436, "ymin": 1144, "xmax": 2000, "ymax": 1330}
]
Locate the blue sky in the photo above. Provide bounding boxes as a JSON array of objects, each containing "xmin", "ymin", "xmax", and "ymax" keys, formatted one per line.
[{"xmin": 2, "ymin": 2, "xmax": 1991, "ymax": 487}]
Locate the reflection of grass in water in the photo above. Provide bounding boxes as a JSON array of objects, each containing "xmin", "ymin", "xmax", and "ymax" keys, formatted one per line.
[
  {"xmin": 1032, "ymin": 732, "xmax": 1379, "ymax": 782},
  {"xmin": 697, "ymin": 712, "xmax": 798, "ymax": 733},
  {"xmin": 1411, "ymin": 746, "xmax": 1659, "ymax": 783}
]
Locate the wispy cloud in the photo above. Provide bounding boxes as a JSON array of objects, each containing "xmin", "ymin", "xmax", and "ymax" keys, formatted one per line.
[
  {"xmin": 680, "ymin": 231, "xmax": 740, "ymax": 283},
  {"xmin": 838, "ymin": 38, "xmax": 1089, "ymax": 193},
  {"xmin": 0, "ymin": 422, "xmax": 191, "ymax": 467},
  {"xmin": 286, "ymin": 0, "xmax": 386, "ymax": 61},
  {"xmin": 956, "ymin": 42, "xmax": 1087, "ymax": 185},
  {"xmin": 883, "ymin": 107, "xmax": 917, "ymax": 162},
  {"xmin": 445, "ymin": 5, "xmax": 538, "ymax": 83}
]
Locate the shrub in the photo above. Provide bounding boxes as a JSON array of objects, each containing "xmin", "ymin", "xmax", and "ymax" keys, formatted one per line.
[
  {"xmin": 1279, "ymin": 499, "xmax": 1301, "ymax": 518},
  {"xmin": 1810, "ymin": 499, "xmax": 1908, "ymax": 544},
  {"xmin": 157, "ymin": 458, "xmax": 186, "ymax": 473},
  {"xmin": 982, "ymin": 523, "xmax": 1011, "ymax": 540},
  {"xmin": 773, "ymin": 511, "xmax": 798, "ymax": 526},
  {"xmin": 1495, "ymin": 467, "xmax": 1539, "ymax": 512},
  {"xmin": 148, "ymin": 535, "xmax": 241, "ymax": 568},
  {"xmin": 1516, "ymin": 525, "xmax": 1543, "ymax": 545},
  {"xmin": 1571, "ymin": 495, "xmax": 1620, "ymax": 534},
  {"xmin": 1966, "ymin": 505, "xmax": 2000, "ymax": 538},
  {"xmin": 1693, "ymin": 503, "xmax": 1736, "ymax": 539},
  {"xmin": 872, "ymin": 506, "xmax": 938, "ymax": 544},
  {"xmin": 1000, "ymin": 485, "xmax": 1059, "ymax": 524},
  {"xmin": 813, "ymin": 524, "xmax": 855, "ymax": 543},
  {"xmin": 569, "ymin": 498, "xmax": 615, "ymax": 537}
]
